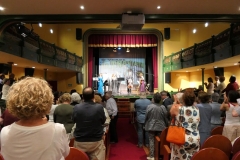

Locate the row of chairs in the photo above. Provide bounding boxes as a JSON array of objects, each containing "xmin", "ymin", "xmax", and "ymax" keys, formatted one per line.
[{"xmin": 154, "ymin": 126, "xmax": 240, "ymax": 160}]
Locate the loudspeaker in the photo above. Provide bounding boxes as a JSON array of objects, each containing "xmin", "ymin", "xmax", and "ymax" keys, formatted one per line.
[
  {"xmin": 76, "ymin": 28, "xmax": 82, "ymax": 40},
  {"xmin": 76, "ymin": 72, "xmax": 83, "ymax": 84},
  {"xmin": 165, "ymin": 72, "xmax": 171, "ymax": 83},
  {"xmin": 164, "ymin": 28, "xmax": 170, "ymax": 40},
  {"xmin": 0, "ymin": 63, "xmax": 10, "ymax": 75},
  {"xmin": 25, "ymin": 68, "xmax": 34, "ymax": 77},
  {"xmin": 214, "ymin": 67, "xmax": 224, "ymax": 77}
]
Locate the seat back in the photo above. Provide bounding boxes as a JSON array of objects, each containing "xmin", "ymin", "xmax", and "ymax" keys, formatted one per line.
[
  {"xmin": 211, "ymin": 126, "xmax": 223, "ymax": 135},
  {"xmin": 65, "ymin": 147, "xmax": 89, "ymax": 160},
  {"xmin": 160, "ymin": 127, "xmax": 170, "ymax": 155},
  {"xmin": 232, "ymin": 137, "xmax": 240, "ymax": 156},
  {"xmin": 191, "ymin": 148, "xmax": 228, "ymax": 160},
  {"xmin": 0, "ymin": 153, "xmax": 4, "ymax": 160},
  {"xmin": 69, "ymin": 138, "xmax": 75, "ymax": 147},
  {"xmin": 201, "ymin": 135, "xmax": 232, "ymax": 158},
  {"xmin": 232, "ymin": 150, "xmax": 240, "ymax": 160}
]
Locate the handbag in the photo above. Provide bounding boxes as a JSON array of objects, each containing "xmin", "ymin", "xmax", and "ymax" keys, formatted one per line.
[{"xmin": 166, "ymin": 106, "xmax": 185, "ymax": 145}]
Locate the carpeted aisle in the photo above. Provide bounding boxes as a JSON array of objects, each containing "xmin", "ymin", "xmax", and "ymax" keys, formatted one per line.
[{"xmin": 109, "ymin": 118, "xmax": 147, "ymax": 160}]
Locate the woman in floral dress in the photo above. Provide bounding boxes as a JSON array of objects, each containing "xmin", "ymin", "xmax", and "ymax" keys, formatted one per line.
[{"xmin": 170, "ymin": 90, "xmax": 200, "ymax": 160}]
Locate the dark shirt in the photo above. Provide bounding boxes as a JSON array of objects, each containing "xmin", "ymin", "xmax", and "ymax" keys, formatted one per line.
[
  {"xmin": 73, "ymin": 100, "xmax": 106, "ymax": 142},
  {"xmin": 162, "ymin": 97, "xmax": 173, "ymax": 109},
  {"xmin": 222, "ymin": 82, "xmax": 239, "ymax": 96},
  {"xmin": 1, "ymin": 109, "xmax": 19, "ymax": 128}
]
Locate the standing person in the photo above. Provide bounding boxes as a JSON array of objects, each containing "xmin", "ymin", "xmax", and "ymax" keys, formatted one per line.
[
  {"xmin": 134, "ymin": 92, "xmax": 152, "ymax": 148},
  {"xmin": 139, "ymin": 79, "xmax": 146, "ymax": 92},
  {"xmin": 221, "ymin": 75, "xmax": 239, "ymax": 96},
  {"xmin": 73, "ymin": 87, "xmax": 106, "ymax": 160},
  {"xmin": 9, "ymin": 73, "xmax": 16, "ymax": 86},
  {"xmin": 0, "ymin": 77, "xmax": 69, "ymax": 160},
  {"xmin": 221, "ymin": 90, "xmax": 240, "ymax": 142},
  {"xmin": 127, "ymin": 78, "xmax": 133, "ymax": 94},
  {"xmin": 170, "ymin": 90, "xmax": 200, "ymax": 160},
  {"xmin": 70, "ymin": 92, "xmax": 81, "ymax": 106},
  {"xmin": 0, "ymin": 78, "xmax": 10, "ymax": 114},
  {"xmin": 98, "ymin": 74, "xmax": 104, "ymax": 96},
  {"xmin": 111, "ymin": 74, "xmax": 118, "ymax": 95},
  {"xmin": 161, "ymin": 91, "xmax": 173, "ymax": 109},
  {"xmin": 0, "ymin": 73, "xmax": 5, "ymax": 97},
  {"xmin": 54, "ymin": 93, "xmax": 74, "ymax": 133},
  {"xmin": 204, "ymin": 77, "xmax": 214, "ymax": 95},
  {"xmin": 105, "ymin": 92, "xmax": 118, "ymax": 143},
  {"xmin": 196, "ymin": 91, "xmax": 212, "ymax": 146},
  {"xmin": 145, "ymin": 92, "xmax": 168, "ymax": 160},
  {"xmin": 210, "ymin": 92, "xmax": 222, "ymax": 130},
  {"xmin": 214, "ymin": 76, "xmax": 220, "ymax": 88}
]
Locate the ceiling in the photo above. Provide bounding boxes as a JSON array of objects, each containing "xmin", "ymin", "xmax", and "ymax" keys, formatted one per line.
[
  {"xmin": 0, "ymin": 0, "xmax": 240, "ymax": 15},
  {"xmin": 0, "ymin": 0, "xmax": 240, "ymax": 73}
]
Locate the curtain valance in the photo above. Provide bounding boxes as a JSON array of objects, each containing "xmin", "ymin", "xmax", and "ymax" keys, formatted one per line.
[{"xmin": 88, "ymin": 34, "xmax": 157, "ymax": 48}]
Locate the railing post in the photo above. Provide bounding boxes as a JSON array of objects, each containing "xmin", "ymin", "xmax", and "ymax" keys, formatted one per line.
[{"xmin": 201, "ymin": 68, "xmax": 205, "ymax": 91}]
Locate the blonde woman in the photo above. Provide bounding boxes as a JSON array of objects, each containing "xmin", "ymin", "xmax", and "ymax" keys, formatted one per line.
[{"xmin": 0, "ymin": 77, "xmax": 69, "ymax": 160}]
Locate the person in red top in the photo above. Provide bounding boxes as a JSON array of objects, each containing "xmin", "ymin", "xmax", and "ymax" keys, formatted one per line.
[
  {"xmin": 0, "ymin": 109, "xmax": 19, "ymax": 131},
  {"xmin": 222, "ymin": 75, "xmax": 239, "ymax": 96}
]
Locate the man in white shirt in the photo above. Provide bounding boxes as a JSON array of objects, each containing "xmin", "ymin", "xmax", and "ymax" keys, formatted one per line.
[{"xmin": 105, "ymin": 92, "xmax": 118, "ymax": 143}]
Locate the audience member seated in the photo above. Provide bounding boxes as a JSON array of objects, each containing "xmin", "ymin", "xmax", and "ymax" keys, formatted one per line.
[
  {"xmin": 210, "ymin": 92, "xmax": 223, "ymax": 130},
  {"xmin": 0, "ymin": 77, "xmax": 70, "ymax": 160},
  {"xmin": 145, "ymin": 92, "xmax": 168, "ymax": 160},
  {"xmin": 221, "ymin": 90, "xmax": 240, "ymax": 142},
  {"xmin": 54, "ymin": 93, "xmax": 74, "ymax": 133},
  {"xmin": 196, "ymin": 91, "xmax": 212, "ymax": 146},
  {"xmin": 170, "ymin": 89, "xmax": 200, "ymax": 160},
  {"xmin": 70, "ymin": 92, "xmax": 81, "ymax": 106}
]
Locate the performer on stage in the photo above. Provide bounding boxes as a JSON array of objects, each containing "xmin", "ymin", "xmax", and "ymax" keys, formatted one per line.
[
  {"xmin": 127, "ymin": 78, "xmax": 133, "ymax": 94},
  {"xmin": 111, "ymin": 74, "xmax": 118, "ymax": 95},
  {"xmin": 139, "ymin": 78, "xmax": 146, "ymax": 93},
  {"xmin": 98, "ymin": 74, "xmax": 104, "ymax": 95}
]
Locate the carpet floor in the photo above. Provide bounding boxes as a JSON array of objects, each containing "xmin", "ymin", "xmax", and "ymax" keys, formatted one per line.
[{"xmin": 108, "ymin": 118, "xmax": 147, "ymax": 160}]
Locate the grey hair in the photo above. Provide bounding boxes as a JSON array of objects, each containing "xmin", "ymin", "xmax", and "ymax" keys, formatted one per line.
[
  {"xmin": 71, "ymin": 92, "xmax": 81, "ymax": 103},
  {"xmin": 211, "ymin": 92, "xmax": 220, "ymax": 102}
]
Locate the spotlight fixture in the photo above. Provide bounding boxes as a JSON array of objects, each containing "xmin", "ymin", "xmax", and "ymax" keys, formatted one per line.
[
  {"xmin": 193, "ymin": 29, "xmax": 197, "ymax": 34},
  {"xmin": 39, "ymin": 23, "xmax": 42, "ymax": 27},
  {"xmin": 50, "ymin": 29, "xmax": 53, "ymax": 34},
  {"xmin": 205, "ymin": 22, "xmax": 209, "ymax": 27},
  {"xmin": 0, "ymin": 6, "xmax": 4, "ymax": 11},
  {"xmin": 157, "ymin": 6, "xmax": 161, "ymax": 9},
  {"xmin": 80, "ymin": 6, "xmax": 84, "ymax": 10},
  {"xmin": 126, "ymin": 48, "xmax": 130, "ymax": 52},
  {"xmin": 113, "ymin": 48, "xmax": 117, "ymax": 52},
  {"xmin": 118, "ymin": 47, "xmax": 121, "ymax": 50}
]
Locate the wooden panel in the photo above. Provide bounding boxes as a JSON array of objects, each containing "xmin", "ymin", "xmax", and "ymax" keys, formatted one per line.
[
  {"xmin": 22, "ymin": 47, "xmax": 38, "ymax": 62},
  {"xmin": 196, "ymin": 54, "xmax": 214, "ymax": 66},
  {"xmin": 39, "ymin": 55, "xmax": 55, "ymax": 66},
  {"xmin": 117, "ymin": 99, "xmax": 131, "ymax": 118},
  {"xmin": 0, "ymin": 43, "xmax": 21, "ymax": 57}
]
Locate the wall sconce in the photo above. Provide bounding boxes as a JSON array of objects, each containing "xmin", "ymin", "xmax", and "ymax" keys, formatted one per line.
[{"xmin": 126, "ymin": 48, "xmax": 130, "ymax": 52}]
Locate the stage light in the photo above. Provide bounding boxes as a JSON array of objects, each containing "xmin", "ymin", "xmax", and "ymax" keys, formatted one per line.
[
  {"xmin": 113, "ymin": 48, "xmax": 117, "ymax": 52},
  {"xmin": 118, "ymin": 47, "xmax": 121, "ymax": 50},
  {"xmin": 126, "ymin": 48, "xmax": 130, "ymax": 52},
  {"xmin": 39, "ymin": 23, "xmax": 42, "ymax": 27},
  {"xmin": 205, "ymin": 22, "xmax": 209, "ymax": 27},
  {"xmin": 193, "ymin": 29, "xmax": 197, "ymax": 34},
  {"xmin": 50, "ymin": 29, "xmax": 53, "ymax": 34}
]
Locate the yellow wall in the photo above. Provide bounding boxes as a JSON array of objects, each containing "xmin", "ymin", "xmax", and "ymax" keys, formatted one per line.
[{"xmin": 24, "ymin": 22, "xmax": 231, "ymax": 92}]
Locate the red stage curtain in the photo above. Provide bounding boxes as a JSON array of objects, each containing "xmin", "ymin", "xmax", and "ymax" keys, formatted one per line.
[
  {"xmin": 88, "ymin": 48, "xmax": 93, "ymax": 87},
  {"xmin": 152, "ymin": 47, "xmax": 158, "ymax": 88},
  {"xmin": 88, "ymin": 34, "xmax": 157, "ymax": 47}
]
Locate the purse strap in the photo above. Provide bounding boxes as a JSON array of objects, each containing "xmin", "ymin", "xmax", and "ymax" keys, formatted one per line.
[{"xmin": 171, "ymin": 106, "xmax": 184, "ymax": 127}]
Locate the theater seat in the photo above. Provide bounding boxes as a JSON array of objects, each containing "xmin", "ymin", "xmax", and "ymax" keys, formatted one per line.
[
  {"xmin": 211, "ymin": 126, "xmax": 223, "ymax": 135},
  {"xmin": 65, "ymin": 147, "xmax": 89, "ymax": 160},
  {"xmin": 232, "ymin": 136, "xmax": 240, "ymax": 157},
  {"xmin": 232, "ymin": 150, "xmax": 240, "ymax": 160},
  {"xmin": 191, "ymin": 148, "xmax": 228, "ymax": 160},
  {"xmin": 0, "ymin": 153, "xmax": 3, "ymax": 160},
  {"xmin": 69, "ymin": 138, "xmax": 75, "ymax": 147}
]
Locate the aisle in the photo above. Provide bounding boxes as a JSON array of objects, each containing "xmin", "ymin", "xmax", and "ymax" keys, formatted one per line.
[{"xmin": 108, "ymin": 118, "xmax": 147, "ymax": 160}]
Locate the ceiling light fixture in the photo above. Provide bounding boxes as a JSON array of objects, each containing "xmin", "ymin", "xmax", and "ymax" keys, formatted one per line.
[
  {"xmin": 13, "ymin": 63, "xmax": 18, "ymax": 66},
  {"xmin": 234, "ymin": 63, "xmax": 238, "ymax": 65},
  {"xmin": 157, "ymin": 6, "xmax": 161, "ymax": 9},
  {"xmin": 0, "ymin": 6, "xmax": 4, "ymax": 11},
  {"xmin": 193, "ymin": 29, "xmax": 197, "ymax": 34},
  {"xmin": 50, "ymin": 29, "xmax": 53, "ymax": 34},
  {"xmin": 126, "ymin": 48, "xmax": 130, "ymax": 52},
  {"xmin": 80, "ymin": 6, "xmax": 84, "ymax": 10},
  {"xmin": 32, "ymin": 67, "xmax": 35, "ymax": 68},
  {"xmin": 39, "ymin": 23, "xmax": 42, "ymax": 27},
  {"xmin": 214, "ymin": 66, "xmax": 218, "ymax": 68},
  {"xmin": 205, "ymin": 22, "xmax": 209, "ymax": 27}
]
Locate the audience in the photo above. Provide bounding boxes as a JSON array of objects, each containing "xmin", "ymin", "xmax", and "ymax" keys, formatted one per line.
[
  {"xmin": 54, "ymin": 93, "xmax": 74, "ymax": 133},
  {"xmin": 170, "ymin": 89, "xmax": 200, "ymax": 160},
  {"xmin": 204, "ymin": 77, "xmax": 214, "ymax": 95},
  {"xmin": 221, "ymin": 90, "xmax": 240, "ymax": 142},
  {"xmin": 0, "ymin": 78, "xmax": 10, "ymax": 114},
  {"xmin": 196, "ymin": 91, "xmax": 212, "ymax": 146},
  {"xmin": 105, "ymin": 92, "xmax": 118, "ymax": 143},
  {"xmin": 8, "ymin": 73, "xmax": 15, "ymax": 86},
  {"xmin": 222, "ymin": 75, "xmax": 239, "ymax": 96},
  {"xmin": 0, "ymin": 109, "xmax": 19, "ymax": 131},
  {"xmin": 70, "ymin": 92, "xmax": 81, "ymax": 106},
  {"xmin": 134, "ymin": 92, "xmax": 152, "ymax": 148},
  {"xmin": 0, "ymin": 77, "xmax": 70, "ymax": 159},
  {"xmin": 210, "ymin": 92, "xmax": 222, "ymax": 130},
  {"xmin": 73, "ymin": 87, "xmax": 106, "ymax": 160},
  {"xmin": 214, "ymin": 76, "xmax": 226, "ymax": 94},
  {"xmin": 145, "ymin": 92, "xmax": 168, "ymax": 160},
  {"xmin": 161, "ymin": 91, "xmax": 173, "ymax": 108},
  {"xmin": 214, "ymin": 76, "xmax": 220, "ymax": 88}
]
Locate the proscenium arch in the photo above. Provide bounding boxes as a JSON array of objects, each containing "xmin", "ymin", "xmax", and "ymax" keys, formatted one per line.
[{"xmin": 82, "ymin": 28, "xmax": 164, "ymax": 92}]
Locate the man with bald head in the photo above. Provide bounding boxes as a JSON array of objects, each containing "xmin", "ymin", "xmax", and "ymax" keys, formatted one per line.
[{"xmin": 73, "ymin": 87, "xmax": 106, "ymax": 160}]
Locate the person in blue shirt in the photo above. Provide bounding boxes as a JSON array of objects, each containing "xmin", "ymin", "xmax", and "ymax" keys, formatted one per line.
[
  {"xmin": 97, "ymin": 74, "xmax": 104, "ymax": 95},
  {"xmin": 134, "ymin": 92, "xmax": 152, "ymax": 148}
]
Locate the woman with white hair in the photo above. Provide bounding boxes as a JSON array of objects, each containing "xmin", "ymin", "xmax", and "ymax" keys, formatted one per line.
[{"xmin": 70, "ymin": 92, "xmax": 81, "ymax": 106}]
